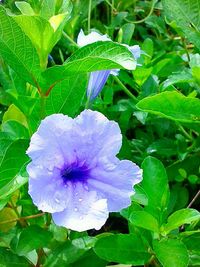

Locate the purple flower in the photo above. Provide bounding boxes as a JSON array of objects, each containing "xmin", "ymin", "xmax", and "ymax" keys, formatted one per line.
[
  {"xmin": 27, "ymin": 110, "xmax": 142, "ymax": 231},
  {"xmin": 77, "ymin": 30, "xmax": 141, "ymax": 100}
]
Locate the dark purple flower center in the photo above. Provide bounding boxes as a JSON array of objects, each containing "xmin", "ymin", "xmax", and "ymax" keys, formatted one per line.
[{"xmin": 61, "ymin": 163, "xmax": 90, "ymax": 183}]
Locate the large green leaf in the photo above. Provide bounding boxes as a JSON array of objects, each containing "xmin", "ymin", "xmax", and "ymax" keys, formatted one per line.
[
  {"xmin": 164, "ymin": 209, "xmax": 200, "ymax": 234},
  {"xmin": 141, "ymin": 156, "xmax": 170, "ymax": 224},
  {"xmin": 93, "ymin": 234, "xmax": 150, "ymax": 265},
  {"xmin": 14, "ymin": 16, "xmax": 55, "ymax": 69},
  {"xmin": 40, "ymin": 41, "xmax": 136, "ymax": 91},
  {"xmin": 137, "ymin": 91, "xmax": 200, "ymax": 124},
  {"xmin": 153, "ymin": 239, "xmax": 189, "ymax": 267},
  {"xmin": 0, "ymin": 6, "xmax": 41, "ymax": 86},
  {"xmin": 162, "ymin": 0, "xmax": 200, "ymax": 51},
  {"xmin": 46, "ymin": 74, "xmax": 88, "ymax": 117}
]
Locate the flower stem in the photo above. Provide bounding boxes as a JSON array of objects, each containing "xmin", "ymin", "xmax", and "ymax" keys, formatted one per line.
[
  {"xmin": 113, "ymin": 76, "xmax": 137, "ymax": 101},
  {"xmin": 62, "ymin": 31, "xmax": 78, "ymax": 47},
  {"xmin": 88, "ymin": 0, "xmax": 92, "ymax": 33},
  {"xmin": 0, "ymin": 212, "xmax": 45, "ymax": 225},
  {"xmin": 187, "ymin": 190, "xmax": 200, "ymax": 208},
  {"xmin": 40, "ymin": 94, "xmax": 46, "ymax": 120},
  {"xmin": 125, "ymin": 0, "xmax": 156, "ymax": 24}
]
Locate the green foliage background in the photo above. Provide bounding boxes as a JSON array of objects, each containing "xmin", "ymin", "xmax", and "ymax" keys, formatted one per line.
[{"xmin": 0, "ymin": 0, "xmax": 199, "ymax": 266}]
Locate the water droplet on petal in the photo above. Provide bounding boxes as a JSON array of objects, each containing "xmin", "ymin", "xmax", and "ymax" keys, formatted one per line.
[
  {"xmin": 55, "ymin": 198, "xmax": 60, "ymax": 203},
  {"xmin": 74, "ymin": 207, "xmax": 78, "ymax": 212},
  {"xmin": 78, "ymin": 198, "xmax": 83, "ymax": 202},
  {"xmin": 79, "ymin": 216, "xmax": 83, "ymax": 220},
  {"xmin": 84, "ymin": 185, "xmax": 89, "ymax": 191},
  {"xmin": 75, "ymin": 192, "xmax": 78, "ymax": 196}
]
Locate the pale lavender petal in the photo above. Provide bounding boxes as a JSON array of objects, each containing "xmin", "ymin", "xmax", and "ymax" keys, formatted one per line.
[
  {"xmin": 52, "ymin": 183, "xmax": 108, "ymax": 232},
  {"xmin": 72, "ymin": 109, "xmax": 122, "ymax": 165},
  {"xmin": 27, "ymin": 114, "xmax": 75, "ymax": 170},
  {"xmin": 77, "ymin": 29, "xmax": 110, "ymax": 47},
  {"xmin": 110, "ymin": 69, "xmax": 119, "ymax": 76},
  {"xmin": 129, "ymin": 45, "xmax": 141, "ymax": 60},
  {"xmin": 87, "ymin": 70, "xmax": 111, "ymax": 100},
  {"xmin": 27, "ymin": 163, "xmax": 70, "ymax": 213},
  {"xmin": 88, "ymin": 158, "xmax": 142, "ymax": 212}
]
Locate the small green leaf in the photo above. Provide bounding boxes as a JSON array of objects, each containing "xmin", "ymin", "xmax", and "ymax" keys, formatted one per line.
[
  {"xmin": 137, "ymin": 91, "xmax": 200, "ymax": 124},
  {"xmin": 15, "ymin": 1, "xmax": 35, "ymax": 15},
  {"xmin": 141, "ymin": 156, "xmax": 170, "ymax": 224},
  {"xmin": 14, "ymin": 225, "xmax": 53, "ymax": 255},
  {"xmin": 0, "ymin": 247, "xmax": 29, "ymax": 266},
  {"xmin": 44, "ymin": 240, "xmax": 88, "ymax": 266},
  {"xmin": 94, "ymin": 234, "xmax": 150, "ymax": 265},
  {"xmin": 153, "ymin": 239, "xmax": 189, "ymax": 267},
  {"xmin": 164, "ymin": 209, "xmax": 200, "ymax": 234},
  {"xmin": 130, "ymin": 211, "xmax": 159, "ymax": 233},
  {"xmin": 0, "ymin": 207, "xmax": 18, "ymax": 232}
]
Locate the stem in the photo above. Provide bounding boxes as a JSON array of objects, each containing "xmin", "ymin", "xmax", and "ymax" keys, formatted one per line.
[
  {"xmin": 40, "ymin": 94, "xmax": 46, "ymax": 120},
  {"xmin": 182, "ymin": 38, "xmax": 190, "ymax": 62},
  {"xmin": 0, "ymin": 213, "xmax": 45, "ymax": 225},
  {"xmin": 125, "ymin": 0, "xmax": 156, "ymax": 24},
  {"xmin": 178, "ymin": 124, "xmax": 193, "ymax": 141},
  {"xmin": 187, "ymin": 190, "xmax": 200, "ymax": 208},
  {"xmin": 88, "ymin": 0, "xmax": 92, "ymax": 33},
  {"xmin": 113, "ymin": 76, "xmax": 137, "ymax": 101},
  {"xmin": 62, "ymin": 31, "xmax": 78, "ymax": 47}
]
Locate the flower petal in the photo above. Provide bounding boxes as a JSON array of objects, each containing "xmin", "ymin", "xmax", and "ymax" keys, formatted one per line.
[
  {"xmin": 27, "ymin": 114, "xmax": 75, "ymax": 170},
  {"xmin": 87, "ymin": 70, "xmax": 111, "ymax": 100},
  {"xmin": 27, "ymin": 163, "xmax": 70, "ymax": 213},
  {"xmin": 77, "ymin": 29, "xmax": 110, "ymax": 47},
  {"xmin": 52, "ymin": 182, "xmax": 108, "ymax": 231},
  {"xmin": 129, "ymin": 45, "xmax": 141, "ymax": 60},
  {"xmin": 72, "ymin": 110, "xmax": 122, "ymax": 165},
  {"xmin": 88, "ymin": 158, "xmax": 142, "ymax": 212}
]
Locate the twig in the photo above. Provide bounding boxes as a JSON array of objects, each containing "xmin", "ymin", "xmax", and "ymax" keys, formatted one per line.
[{"xmin": 0, "ymin": 212, "xmax": 45, "ymax": 225}]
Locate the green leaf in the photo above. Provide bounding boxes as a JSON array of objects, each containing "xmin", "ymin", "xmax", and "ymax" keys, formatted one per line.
[
  {"xmin": 0, "ymin": 164, "xmax": 28, "ymax": 202},
  {"xmin": 14, "ymin": 11, "xmax": 71, "ymax": 69},
  {"xmin": 15, "ymin": 1, "xmax": 35, "ymax": 15},
  {"xmin": 14, "ymin": 16, "xmax": 55, "ymax": 69},
  {"xmin": 164, "ymin": 209, "xmax": 200, "ymax": 234},
  {"xmin": 182, "ymin": 232, "xmax": 200, "ymax": 266},
  {"xmin": 0, "ymin": 247, "xmax": 29, "ymax": 267},
  {"xmin": 0, "ymin": 139, "xmax": 29, "ymax": 188},
  {"xmin": 130, "ymin": 211, "xmax": 159, "ymax": 233},
  {"xmin": 70, "ymin": 250, "xmax": 107, "ymax": 267},
  {"xmin": 141, "ymin": 156, "xmax": 170, "ymax": 223},
  {"xmin": 93, "ymin": 234, "xmax": 150, "ymax": 265},
  {"xmin": 46, "ymin": 74, "xmax": 88, "ymax": 117},
  {"xmin": 153, "ymin": 239, "xmax": 189, "ymax": 267},
  {"xmin": 1, "ymin": 121, "xmax": 29, "ymax": 140},
  {"xmin": 137, "ymin": 91, "xmax": 200, "ymax": 124},
  {"xmin": 40, "ymin": 41, "xmax": 136, "ymax": 91},
  {"xmin": 44, "ymin": 240, "xmax": 88, "ymax": 267},
  {"xmin": 0, "ymin": 6, "xmax": 41, "ymax": 86},
  {"xmin": 13, "ymin": 225, "xmax": 53, "ymax": 256},
  {"xmin": 162, "ymin": 0, "xmax": 200, "ymax": 51},
  {"xmin": 0, "ymin": 207, "xmax": 18, "ymax": 232}
]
